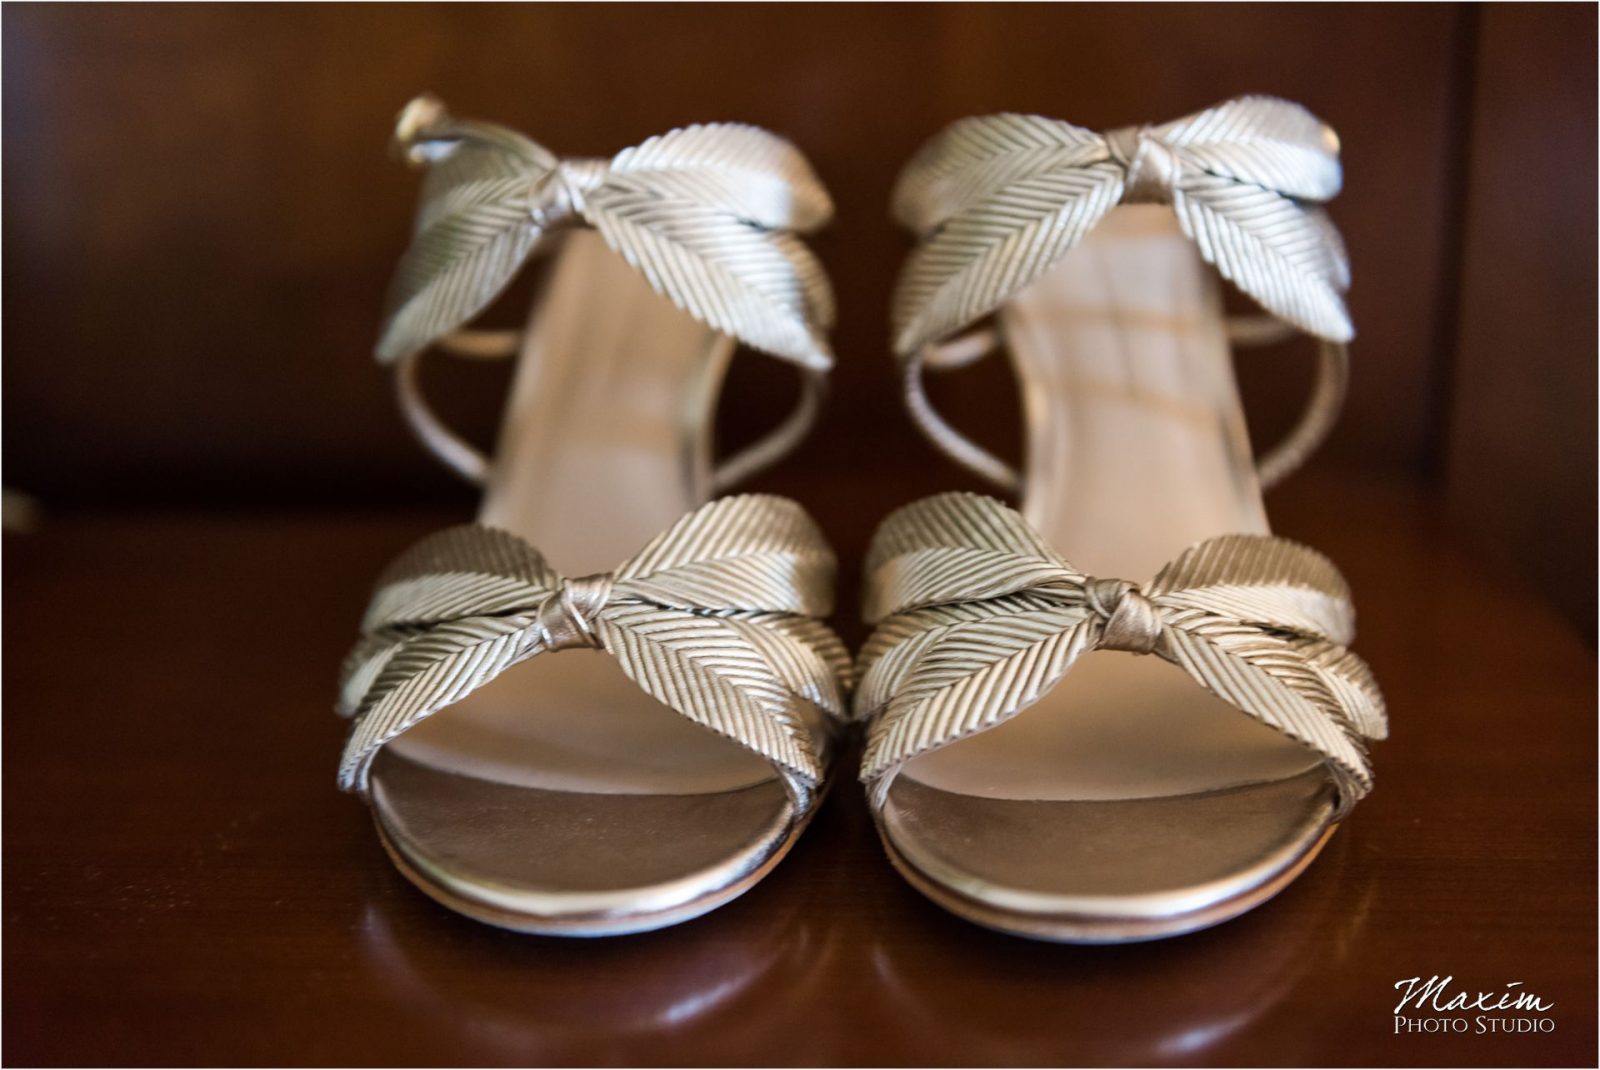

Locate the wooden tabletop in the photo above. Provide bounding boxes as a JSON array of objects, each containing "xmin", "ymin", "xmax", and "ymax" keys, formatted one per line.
[{"xmin": 5, "ymin": 474, "xmax": 1594, "ymax": 1067}]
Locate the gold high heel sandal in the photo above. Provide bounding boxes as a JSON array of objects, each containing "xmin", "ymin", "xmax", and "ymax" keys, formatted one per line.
[
  {"xmin": 336, "ymin": 97, "xmax": 848, "ymax": 935},
  {"xmin": 856, "ymin": 96, "xmax": 1386, "ymax": 942}
]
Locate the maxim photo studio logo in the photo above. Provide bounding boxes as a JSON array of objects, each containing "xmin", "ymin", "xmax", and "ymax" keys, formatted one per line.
[{"xmin": 1393, "ymin": 975, "xmax": 1555, "ymax": 1035}]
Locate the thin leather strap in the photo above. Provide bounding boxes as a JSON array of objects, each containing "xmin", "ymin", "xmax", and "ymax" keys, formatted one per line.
[
  {"xmin": 339, "ymin": 495, "xmax": 852, "ymax": 807},
  {"xmin": 903, "ymin": 323, "xmax": 1349, "ymax": 495},
  {"xmin": 398, "ymin": 338, "xmax": 829, "ymax": 490}
]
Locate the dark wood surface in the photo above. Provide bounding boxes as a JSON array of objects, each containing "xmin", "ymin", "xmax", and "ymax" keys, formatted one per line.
[
  {"xmin": 6, "ymin": 473, "xmax": 1594, "ymax": 1067},
  {"xmin": 3, "ymin": 4, "xmax": 1595, "ymax": 1066}
]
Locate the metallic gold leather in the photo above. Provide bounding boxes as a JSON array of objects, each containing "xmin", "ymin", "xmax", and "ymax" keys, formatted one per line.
[
  {"xmin": 378, "ymin": 94, "xmax": 836, "ymax": 489},
  {"xmin": 855, "ymin": 492, "xmax": 1385, "ymax": 814},
  {"xmin": 338, "ymin": 495, "xmax": 850, "ymax": 808},
  {"xmin": 891, "ymin": 95, "xmax": 1349, "ymax": 350},
  {"xmin": 383, "ymin": 95, "xmax": 834, "ymax": 369},
  {"xmin": 888, "ymin": 96, "xmax": 1353, "ymax": 492}
]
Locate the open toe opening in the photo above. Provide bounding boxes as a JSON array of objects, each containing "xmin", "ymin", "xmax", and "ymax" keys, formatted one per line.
[
  {"xmin": 876, "ymin": 653, "xmax": 1338, "ymax": 939},
  {"xmin": 371, "ymin": 750, "xmax": 793, "ymax": 931},
  {"xmin": 367, "ymin": 652, "xmax": 797, "ymax": 933},
  {"xmin": 880, "ymin": 769, "xmax": 1334, "ymax": 939}
]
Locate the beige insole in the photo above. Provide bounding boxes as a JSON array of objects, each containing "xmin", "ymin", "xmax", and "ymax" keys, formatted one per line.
[
  {"xmin": 883, "ymin": 207, "xmax": 1331, "ymax": 919},
  {"xmin": 885, "ymin": 768, "xmax": 1330, "ymax": 911},
  {"xmin": 372, "ymin": 749, "xmax": 791, "ymax": 916},
  {"xmin": 369, "ymin": 233, "xmax": 789, "ymax": 920}
]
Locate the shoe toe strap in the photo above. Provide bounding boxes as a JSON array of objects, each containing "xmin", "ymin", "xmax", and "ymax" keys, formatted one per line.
[
  {"xmin": 337, "ymin": 495, "xmax": 851, "ymax": 808},
  {"xmin": 854, "ymin": 492, "xmax": 1385, "ymax": 814}
]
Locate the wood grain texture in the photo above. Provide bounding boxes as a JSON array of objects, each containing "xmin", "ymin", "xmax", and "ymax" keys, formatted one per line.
[
  {"xmin": 2, "ymin": 2, "xmax": 1463, "ymax": 511},
  {"xmin": 1, "ymin": 6, "xmax": 1593, "ymax": 1064},
  {"xmin": 3, "ymin": 474, "xmax": 1594, "ymax": 1067},
  {"xmin": 1443, "ymin": 5, "xmax": 1598, "ymax": 639}
]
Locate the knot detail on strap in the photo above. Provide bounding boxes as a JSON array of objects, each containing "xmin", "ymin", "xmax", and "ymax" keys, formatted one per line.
[
  {"xmin": 890, "ymin": 95, "xmax": 1353, "ymax": 355},
  {"xmin": 534, "ymin": 573, "xmax": 614, "ymax": 651},
  {"xmin": 885, "ymin": 96, "xmax": 1355, "ymax": 499},
  {"xmin": 1105, "ymin": 126, "xmax": 1181, "ymax": 204},
  {"xmin": 377, "ymin": 94, "xmax": 836, "ymax": 371},
  {"xmin": 382, "ymin": 98, "xmax": 837, "ymax": 496},
  {"xmin": 529, "ymin": 159, "xmax": 609, "ymax": 228},
  {"xmin": 854, "ymin": 493, "xmax": 1386, "ymax": 814},
  {"xmin": 337, "ymin": 496, "xmax": 851, "ymax": 804},
  {"xmin": 1085, "ymin": 577, "xmax": 1161, "ymax": 654}
]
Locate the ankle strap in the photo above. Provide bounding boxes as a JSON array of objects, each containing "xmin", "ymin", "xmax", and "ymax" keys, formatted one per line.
[
  {"xmin": 902, "ymin": 325, "xmax": 1348, "ymax": 495},
  {"xmin": 378, "ymin": 95, "xmax": 836, "ymax": 487},
  {"xmin": 891, "ymin": 96, "xmax": 1353, "ymax": 492}
]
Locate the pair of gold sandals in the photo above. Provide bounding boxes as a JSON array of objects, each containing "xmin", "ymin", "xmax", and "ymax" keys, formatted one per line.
[{"xmin": 337, "ymin": 94, "xmax": 1386, "ymax": 943}]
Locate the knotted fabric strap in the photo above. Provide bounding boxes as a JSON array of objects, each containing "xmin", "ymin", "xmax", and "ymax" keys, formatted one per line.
[
  {"xmin": 378, "ymin": 95, "xmax": 836, "ymax": 489},
  {"xmin": 889, "ymin": 96, "xmax": 1352, "ymax": 493},
  {"xmin": 337, "ymin": 495, "xmax": 851, "ymax": 807},
  {"xmin": 854, "ymin": 493, "xmax": 1385, "ymax": 813}
]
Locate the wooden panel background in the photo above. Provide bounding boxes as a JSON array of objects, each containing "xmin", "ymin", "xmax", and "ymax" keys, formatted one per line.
[
  {"xmin": 1444, "ymin": 4, "xmax": 1597, "ymax": 636},
  {"xmin": 2, "ymin": 8, "xmax": 1596, "ymax": 1067},
  {"xmin": 1, "ymin": 3, "xmax": 1591, "ymax": 630}
]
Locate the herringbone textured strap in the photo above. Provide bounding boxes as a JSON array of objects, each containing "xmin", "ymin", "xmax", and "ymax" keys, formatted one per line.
[
  {"xmin": 377, "ymin": 95, "xmax": 836, "ymax": 488},
  {"xmin": 856, "ymin": 493, "xmax": 1385, "ymax": 813},
  {"xmin": 890, "ymin": 96, "xmax": 1353, "ymax": 493},
  {"xmin": 338, "ymin": 495, "xmax": 850, "ymax": 807}
]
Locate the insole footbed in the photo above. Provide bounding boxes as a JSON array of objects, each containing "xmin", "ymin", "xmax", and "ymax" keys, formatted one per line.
[{"xmin": 373, "ymin": 748, "xmax": 791, "ymax": 914}]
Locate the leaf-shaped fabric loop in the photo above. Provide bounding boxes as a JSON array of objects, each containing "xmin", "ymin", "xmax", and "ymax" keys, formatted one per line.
[
  {"xmin": 862, "ymin": 612, "xmax": 1099, "ymax": 782},
  {"xmin": 362, "ymin": 524, "xmax": 561, "ymax": 630},
  {"xmin": 337, "ymin": 629, "xmax": 412, "ymax": 718},
  {"xmin": 375, "ymin": 524, "xmax": 561, "ymax": 589},
  {"xmin": 1173, "ymin": 176, "xmax": 1353, "ymax": 342},
  {"xmin": 1148, "ymin": 533, "xmax": 1355, "ymax": 644},
  {"xmin": 1160, "ymin": 612, "xmax": 1372, "ymax": 796},
  {"xmin": 585, "ymin": 183, "xmax": 833, "ymax": 369},
  {"xmin": 1306, "ymin": 207, "xmax": 1352, "ymax": 290},
  {"xmin": 614, "ymin": 495, "xmax": 836, "ymax": 616},
  {"xmin": 598, "ymin": 606, "xmax": 820, "ymax": 784},
  {"xmin": 1292, "ymin": 637, "xmax": 1388, "ymax": 740},
  {"xmin": 892, "ymin": 113, "xmax": 1106, "ymax": 232},
  {"xmin": 608, "ymin": 123, "xmax": 833, "ymax": 231},
  {"xmin": 866, "ymin": 549, "xmax": 1079, "ymax": 622},
  {"xmin": 892, "ymin": 163, "xmax": 1124, "ymax": 354},
  {"xmin": 338, "ymin": 614, "xmax": 542, "ymax": 791},
  {"xmin": 856, "ymin": 622, "xmax": 945, "ymax": 724},
  {"xmin": 866, "ymin": 492, "xmax": 1060, "ymax": 573},
  {"xmin": 723, "ymin": 613, "xmax": 850, "ymax": 720},
  {"xmin": 1156, "ymin": 95, "xmax": 1343, "ymax": 201},
  {"xmin": 361, "ymin": 573, "xmax": 552, "ymax": 633},
  {"xmin": 770, "ymin": 230, "xmax": 837, "ymax": 330},
  {"xmin": 864, "ymin": 492, "xmax": 1079, "ymax": 619},
  {"xmin": 855, "ymin": 594, "xmax": 1068, "ymax": 718},
  {"xmin": 409, "ymin": 115, "xmax": 557, "ymax": 175},
  {"xmin": 375, "ymin": 177, "xmax": 542, "ymax": 363}
]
